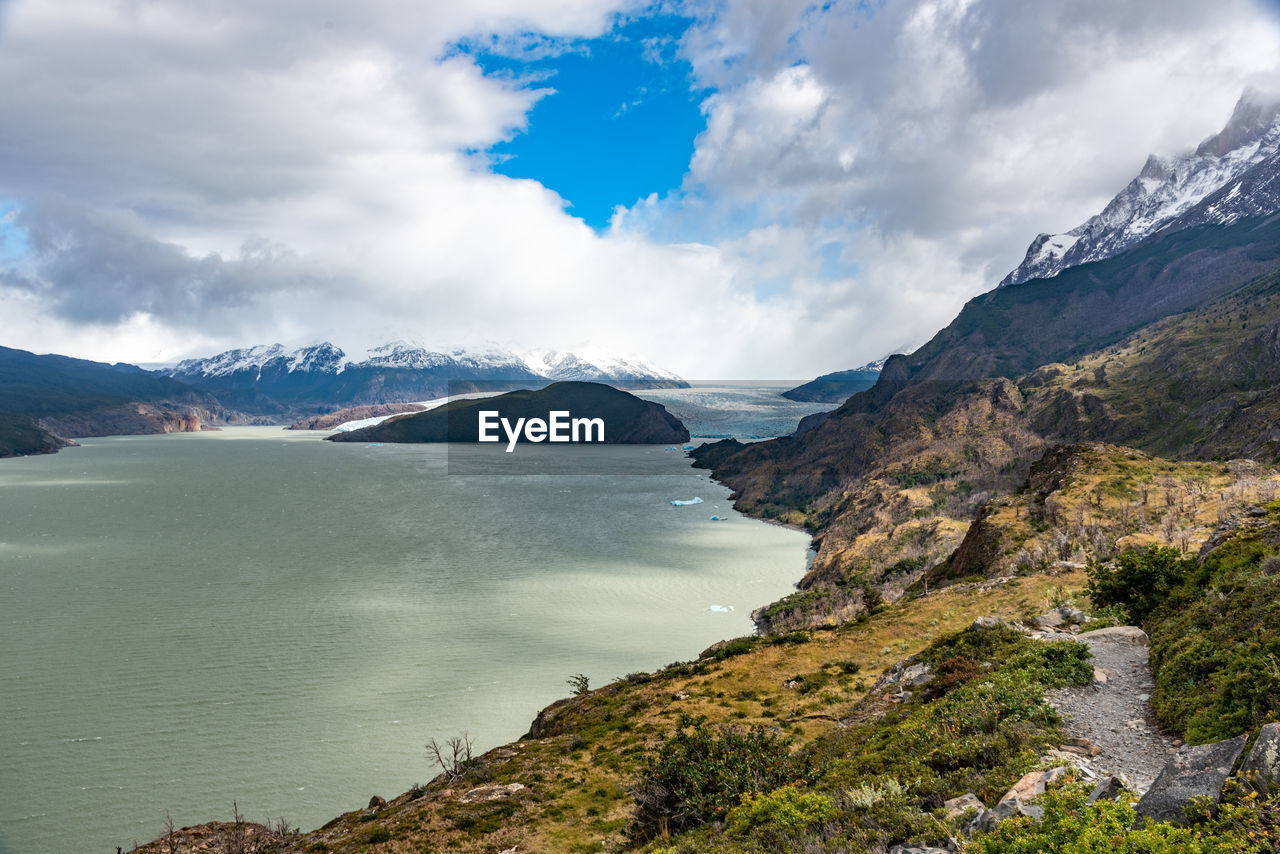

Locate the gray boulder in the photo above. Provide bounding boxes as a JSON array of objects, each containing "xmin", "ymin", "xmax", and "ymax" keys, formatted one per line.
[
  {"xmin": 1032, "ymin": 611, "xmax": 1066, "ymax": 629},
  {"xmin": 969, "ymin": 797, "xmax": 1043, "ymax": 833},
  {"xmin": 1239, "ymin": 722, "xmax": 1280, "ymax": 793},
  {"xmin": 1081, "ymin": 626, "xmax": 1148, "ymax": 645},
  {"xmin": 1134, "ymin": 734, "xmax": 1248, "ymax": 825},
  {"xmin": 942, "ymin": 792, "xmax": 985, "ymax": 820},
  {"xmin": 1087, "ymin": 776, "xmax": 1124, "ymax": 804}
]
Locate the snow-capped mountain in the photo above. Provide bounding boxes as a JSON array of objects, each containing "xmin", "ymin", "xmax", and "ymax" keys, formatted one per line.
[
  {"xmin": 1001, "ymin": 90, "xmax": 1280, "ymax": 287},
  {"xmin": 520, "ymin": 348, "xmax": 685, "ymax": 386},
  {"xmin": 162, "ymin": 342, "xmax": 687, "ymax": 420}
]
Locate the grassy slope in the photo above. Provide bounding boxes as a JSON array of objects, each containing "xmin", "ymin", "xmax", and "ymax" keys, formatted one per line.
[
  {"xmin": 272, "ymin": 571, "xmax": 1081, "ymax": 854},
  {"xmin": 696, "ymin": 266, "xmax": 1280, "ymax": 633}
]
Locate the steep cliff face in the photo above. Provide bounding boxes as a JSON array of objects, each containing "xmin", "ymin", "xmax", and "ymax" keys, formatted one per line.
[{"xmin": 37, "ymin": 403, "xmax": 213, "ymax": 438}]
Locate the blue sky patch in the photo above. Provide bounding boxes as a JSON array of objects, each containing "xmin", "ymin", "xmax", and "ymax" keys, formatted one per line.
[{"xmin": 461, "ymin": 13, "xmax": 708, "ymax": 230}]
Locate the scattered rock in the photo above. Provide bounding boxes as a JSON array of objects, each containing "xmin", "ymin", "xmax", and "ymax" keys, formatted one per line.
[
  {"xmin": 1032, "ymin": 611, "xmax": 1066, "ymax": 629},
  {"xmin": 973, "ymin": 616, "xmax": 1012, "ymax": 630},
  {"xmin": 969, "ymin": 797, "xmax": 1043, "ymax": 833},
  {"xmin": 1061, "ymin": 737, "xmax": 1101, "ymax": 757},
  {"xmin": 901, "ymin": 663, "xmax": 934, "ymax": 686},
  {"xmin": 942, "ymin": 792, "xmax": 986, "ymax": 819},
  {"xmin": 1239, "ymin": 722, "xmax": 1280, "ymax": 793},
  {"xmin": 368, "ymin": 795, "xmax": 386, "ymax": 809},
  {"xmin": 1047, "ymin": 625, "xmax": 1176, "ymax": 795},
  {"xmin": 889, "ymin": 846, "xmax": 950, "ymax": 854},
  {"xmin": 458, "ymin": 783, "xmax": 526, "ymax": 804},
  {"xmin": 999, "ymin": 767, "xmax": 1068, "ymax": 804},
  {"xmin": 1134, "ymin": 735, "xmax": 1248, "ymax": 825},
  {"xmin": 1081, "ymin": 626, "xmax": 1149, "ymax": 645},
  {"xmin": 673, "ymin": 691, "xmax": 690, "ymax": 700},
  {"xmin": 1087, "ymin": 776, "xmax": 1125, "ymax": 804}
]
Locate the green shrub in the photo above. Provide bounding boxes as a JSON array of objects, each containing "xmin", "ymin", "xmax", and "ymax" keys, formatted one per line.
[
  {"xmin": 726, "ymin": 785, "xmax": 837, "ymax": 841},
  {"xmin": 967, "ymin": 780, "xmax": 1280, "ymax": 853},
  {"xmin": 1085, "ymin": 546, "xmax": 1197, "ymax": 625},
  {"xmin": 1147, "ymin": 539, "xmax": 1280, "ymax": 742},
  {"xmin": 631, "ymin": 714, "xmax": 810, "ymax": 838}
]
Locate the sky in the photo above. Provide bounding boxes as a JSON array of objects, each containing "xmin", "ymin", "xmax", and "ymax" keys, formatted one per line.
[{"xmin": 2, "ymin": 0, "xmax": 1280, "ymax": 377}]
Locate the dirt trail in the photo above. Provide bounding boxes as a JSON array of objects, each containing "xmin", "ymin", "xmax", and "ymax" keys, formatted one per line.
[{"xmin": 1045, "ymin": 626, "xmax": 1178, "ymax": 794}]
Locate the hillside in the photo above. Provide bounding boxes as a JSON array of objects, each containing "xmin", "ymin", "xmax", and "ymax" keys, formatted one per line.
[
  {"xmin": 328, "ymin": 381, "xmax": 689, "ymax": 446},
  {"xmin": 0, "ymin": 345, "xmax": 226, "ymax": 455},
  {"xmin": 780, "ymin": 366, "xmax": 880, "ymax": 404},
  {"xmin": 133, "ymin": 481, "xmax": 1280, "ymax": 853}
]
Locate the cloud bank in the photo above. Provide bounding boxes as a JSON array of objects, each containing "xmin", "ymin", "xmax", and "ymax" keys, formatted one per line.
[{"xmin": 2, "ymin": 0, "xmax": 1280, "ymax": 375}]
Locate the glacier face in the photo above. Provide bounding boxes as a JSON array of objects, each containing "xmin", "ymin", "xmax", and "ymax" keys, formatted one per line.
[{"xmin": 1001, "ymin": 91, "xmax": 1280, "ymax": 287}]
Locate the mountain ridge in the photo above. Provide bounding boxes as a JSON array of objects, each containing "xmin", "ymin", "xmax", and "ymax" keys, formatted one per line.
[
  {"xmin": 1002, "ymin": 90, "xmax": 1280, "ymax": 287},
  {"xmin": 162, "ymin": 341, "xmax": 689, "ymax": 420}
]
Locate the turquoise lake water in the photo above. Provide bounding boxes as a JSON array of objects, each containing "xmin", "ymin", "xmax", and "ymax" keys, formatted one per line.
[{"xmin": 0, "ymin": 416, "xmax": 814, "ymax": 853}]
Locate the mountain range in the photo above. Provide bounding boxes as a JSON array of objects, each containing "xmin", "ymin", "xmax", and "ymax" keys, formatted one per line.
[
  {"xmin": 161, "ymin": 341, "xmax": 687, "ymax": 419},
  {"xmin": 0, "ymin": 341, "xmax": 687, "ymax": 456}
]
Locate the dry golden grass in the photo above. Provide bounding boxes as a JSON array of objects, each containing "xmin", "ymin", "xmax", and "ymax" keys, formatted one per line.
[{"xmin": 288, "ymin": 570, "xmax": 1086, "ymax": 854}]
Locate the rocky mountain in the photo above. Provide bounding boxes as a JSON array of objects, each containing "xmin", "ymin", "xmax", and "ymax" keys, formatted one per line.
[
  {"xmin": 1002, "ymin": 90, "xmax": 1280, "ymax": 287},
  {"xmin": 0, "ymin": 345, "xmax": 226, "ymax": 456},
  {"xmin": 328, "ymin": 381, "xmax": 689, "ymax": 445},
  {"xmin": 163, "ymin": 342, "xmax": 688, "ymax": 419},
  {"xmin": 781, "ymin": 357, "xmax": 889, "ymax": 404}
]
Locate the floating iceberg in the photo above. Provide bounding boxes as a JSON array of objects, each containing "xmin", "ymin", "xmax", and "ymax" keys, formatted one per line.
[
  {"xmin": 682, "ymin": 444, "xmax": 696, "ymax": 450},
  {"xmin": 709, "ymin": 515, "xmax": 724, "ymax": 521},
  {"xmin": 708, "ymin": 605, "xmax": 735, "ymax": 612},
  {"xmin": 670, "ymin": 497, "xmax": 703, "ymax": 506}
]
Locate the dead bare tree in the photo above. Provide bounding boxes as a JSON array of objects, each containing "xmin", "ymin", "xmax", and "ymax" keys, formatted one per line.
[{"xmin": 426, "ymin": 732, "xmax": 479, "ymax": 783}]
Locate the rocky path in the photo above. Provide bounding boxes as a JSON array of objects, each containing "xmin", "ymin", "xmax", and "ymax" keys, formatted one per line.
[{"xmin": 1045, "ymin": 626, "xmax": 1179, "ymax": 794}]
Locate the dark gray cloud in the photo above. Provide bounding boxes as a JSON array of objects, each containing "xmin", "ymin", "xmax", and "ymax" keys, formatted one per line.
[{"xmin": 4, "ymin": 200, "xmax": 329, "ymax": 327}]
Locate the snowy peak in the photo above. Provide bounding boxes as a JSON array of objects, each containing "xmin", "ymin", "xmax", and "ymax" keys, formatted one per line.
[
  {"xmin": 1196, "ymin": 89, "xmax": 1280, "ymax": 158},
  {"xmin": 168, "ymin": 342, "xmax": 685, "ymax": 388},
  {"xmin": 1001, "ymin": 90, "xmax": 1280, "ymax": 287},
  {"xmin": 172, "ymin": 343, "xmax": 343, "ymax": 378},
  {"xmin": 522, "ymin": 348, "xmax": 685, "ymax": 385}
]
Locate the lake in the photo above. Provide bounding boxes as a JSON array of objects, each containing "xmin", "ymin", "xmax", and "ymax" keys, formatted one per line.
[{"xmin": 0, "ymin": 387, "xmax": 824, "ymax": 853}]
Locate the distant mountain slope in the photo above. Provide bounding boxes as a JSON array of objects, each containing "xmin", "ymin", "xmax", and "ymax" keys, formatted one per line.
[
  {"xmin": 781, "ymin": 359, "xmax": 886, "ymax": 404},
  {"xmin": 328, "ymin": 381, "xmax": 689, "ymax": 445},
  {"xmin": 0, "ymin": 346, "xmax": 222, "ymax": 455},
  {"xmin": 1002, "ymin": 91, "xmax": 1280, "ymax": 286},
  {"xmin": 164, "ymin": 342, "xmax": 688, "ymax": 419},
  {"xmin": 695, "ymin": 213, "xmax": 1280, "ymax": 613},
  {"xmin": 888, "ymin": 213, "xmax": 1280, "ymax": 386}
]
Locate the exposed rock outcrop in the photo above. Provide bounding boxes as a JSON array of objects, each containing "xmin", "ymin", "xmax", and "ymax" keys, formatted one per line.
[
  {"xmin": 1134, "ymin": 734, "xmax": 1248, "ymax": 825},
  {"xmin": 287, "ymin": 402, "xmax": 427, "ymax": 430}
]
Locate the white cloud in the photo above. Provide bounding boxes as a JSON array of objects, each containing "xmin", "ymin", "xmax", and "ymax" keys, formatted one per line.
[{"xmin": 3, "ymin": 0, "xmax": 1280, "ymax": 377}]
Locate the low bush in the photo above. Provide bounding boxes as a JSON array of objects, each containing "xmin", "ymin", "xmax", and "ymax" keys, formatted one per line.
[
  {"xmin": 630, "ymin": 714, "xmax": 811, "ymax": 839},
  {"xmin": 1085, "ymin": 546, "xmax": 1198, "ymax": 625},
  {"xmin": 967, "ymin": 780, "xmax": 1280, "ymax": 853}
]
